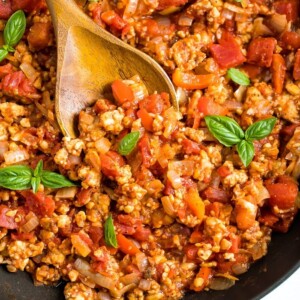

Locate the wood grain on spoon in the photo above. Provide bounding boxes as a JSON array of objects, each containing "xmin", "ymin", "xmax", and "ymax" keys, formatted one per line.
[{"xmin": 46, "ymin": 0, "xmax": 176, "ymax": 137}]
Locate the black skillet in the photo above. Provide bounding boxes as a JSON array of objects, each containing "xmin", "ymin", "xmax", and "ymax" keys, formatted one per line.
[{"xmin": 0, "ymin": 213, "xmax": 299, "ymax": 300}]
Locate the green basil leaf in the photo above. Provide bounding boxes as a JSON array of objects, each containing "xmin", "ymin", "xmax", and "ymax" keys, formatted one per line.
[
  {"xmin": 227, "ymin": 68, "xmax": 250, "ymax": 86},
  {"xmin": 31, "ymin": 176, "xmax": 41, "ymax": 194},
  {"xmin": 0, "ymin": 165, "xmax": 33, "ymax": 190},
  {"xmin": 118, "ymin": 131, "xmax": 140, "ymax": 155},
  {"xmin": 245, "ymin": 117, "xmax": 277, "ymax": 141},
  {"xmin": 0, "ymin": 48, "xmax": 8, "ymax": 63},
  {"xmin": 237, "ymin": 140, "xmax": 254, "ymax": 167},
  {"xmin": 4, "ymin": 10, "xmax": 26, "ymax": 47},
  {"xmin": 34, "ymin": 160, "xmax": 43, "ymax": 177},
  {"xmin": 41, "ymin": 171, "xmax": 77, "ymax": 189},
  {"xmin": 204, "ymin": 116, "xmax": 244, "ymax": 147},
  {"xmin": 104, "ymin": 215, "xmax": 118, "ymax": 248}
]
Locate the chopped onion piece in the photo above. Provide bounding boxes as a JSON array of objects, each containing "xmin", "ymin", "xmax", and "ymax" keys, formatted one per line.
[
  {"xmin": 56, "ymin": 187, "xmax": 78, "ymax": 199},
  {"xmin": 155, "ymin": 17, "xmax": 171, "ymax": 27},
  {"xmin": 138, "ymin": 279, "xmax": 151, "ymax": 291},
  {"xmin": 253, "ymin": 18, "xmax": 273, "ymax": 38},
  {"xmin": 110, "ymin": 283, "xmax": 136, "ymax": 298},
  {"xmin": 123, "ymin": 0, "xmax": 138, "ymax": 19},
  {"xmin": 265, "ymin": 13, "xmax": 287, "ymax": 34},
  {"xmin": 98, "ymin": 292, "xmax": 112, "ymax": 300},
  {"xmin": 234, "ymin": 85, "xmax": 247, "ymax": 102},
  {"xmin": 120, "ymin": 273, "xmax": 141, "ymax": 285},
  {"xmin": 74, "ymin": 258, "xmax": 116, "ymax": 290},
  {"xmin": 4, "ymin": 149, "xmax": 29, "ymax": 164},
  {"xmin": 167, "ymin": 170, "xmax": 182, "ymax": 189},
  {"xmin": 161, "ymin": 196, "xmax": 176, "ymax": 217},
  {"xmin": 178, "ymin": 14, "xmax": 194, "ymax": 26},
  {"xmin": 168, "ymin": 160, "xmax": 195, "ymax": 176},
  {"xmin": 232, "ymin": 263, "xmax": 249, "ymax": 275},
  {"xmin": 135, "ymin": 252, "xmax": 148, "ymax": 272},
  {"xmin": 95, "ymin": 138, "xmax": 111, "ymax": 154},
  {"xmin": 20, "ymin": 62, "xmax": 39, "ymax": 82},
  {"xmin": 22, "ymin": 212, "xmax": 39, "ymax": 232}
]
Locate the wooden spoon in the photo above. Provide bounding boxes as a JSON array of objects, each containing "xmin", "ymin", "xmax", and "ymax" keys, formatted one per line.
[{"xmin": 46, "ymin": 0, "xmax": 176, "ymax": 137}]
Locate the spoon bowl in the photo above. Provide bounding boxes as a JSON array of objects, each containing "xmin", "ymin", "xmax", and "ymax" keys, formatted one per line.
[{"xmin": 46, "ymin": 0, "xmax": 176, "ymax": 137}]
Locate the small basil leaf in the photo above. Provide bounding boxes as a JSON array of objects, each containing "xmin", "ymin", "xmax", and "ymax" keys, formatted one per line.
[
  {"xmin": 34, "ymin": 160, "xmax": 43, "ymax": 177},
  {"xmin": 4, "ymin": 10, "xmax": 26, "ymax": 47},
  {"xmin": 237, "ymin": 140, "xmax": 254, "ymax": 167},
  {"xmin": 227, "ymin": 68, "xmax": 250, "ymax": 86},
  {"xmin": 0, "ymin": 48, "xmax": 8, "ymax": 63},
  {"xmin": 245, "ymin": 117, "xmax": 277, "ymax": 141},
  {"xmin": 118, "ymin": 131, "xmax": 140, "ymax": 155},
  {"xmin": 31, "ymin": 177, "xmax": 41, "ymax": 194},
  {"xmin": 204, "ymin": 116, "xmax": 244, "ymax": 147},
  {"xmin": 104, "ymin": 215, "xmax": 118, "ymax": 248},
  {"xmin": 0, "ymin": 165, "xmax": 33, "ymax": 190},
  {"xmin": 41, "ymin": 171, "xmax": 77, "ymax": 189}
]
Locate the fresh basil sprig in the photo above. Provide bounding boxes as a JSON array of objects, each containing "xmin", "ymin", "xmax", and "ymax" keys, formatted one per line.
[
  {"xmin": 118, "ymin": 131, "xmax": 140, "ymax": 155},
  {"xmin": 227, "ymin": 68, "xmax": 250, "ymax": 86},
  {"xmin": 204, "ymin": 116, "xmax": 277, "ymax": 167},
  {"xmin": 0, "ymin": 10, "xmax": 26, "ymax": 63},
  {"xmin": 104, "ymin": 215, "xmax": 118, "ymax": 248},
  {"xmin": 0, "ymin": 160, "xmax": 77, "ymax": 193}
]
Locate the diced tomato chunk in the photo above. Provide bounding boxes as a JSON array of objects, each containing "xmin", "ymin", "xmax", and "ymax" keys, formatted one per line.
[
  {"xmin": 184, "ymin": 244, "xmax": 199, "ymax": 261},
  {"xmin": 209, "ymin": 31, "xmax": 246, "ymax": 69},
  {"xmin": 0, "ymin": 63, "xmax": 13, "ymax": 79},
  {"xmin": 138, "ymin": 134, "xmax": 151, "ymax": 168},
  {"xmin": 202, "ymin": 186, "xmax": 229, "ymax": 203},
  {"xmin": 100, "ymin": 151, "xmax": 125, "ymax": 178},
  {"xmin": 181, "ymin": 139, "xmax": 201, "ymax": 155},
  {"xmin": 101, "ymin": 10, "xmax": 127, "ymax": 30},
  {"xmin": 20, "ymin": 191, "xmax": 55, "ymax": 217},
  {"xmin": 280, "ymin": 31, "xmax": 300, "ymax": 49},
  {"xmin": 91, "ymin": 3, "xmax": 104, "ymax": 27},
  {"xmin": 241, "ymin": 64, "xmax": 262, "ymax": 80},
  {"xmin": 139, "ymin": 94, "xmax": 166, "ymax": 114},
  {"xmin": 293, "ymin": 49, "xmax": 300, "ymax": 80},
  {"xmin": 197, "ymin": 96, "xmax": 227, "ymax": 116},
  {"xmin": 266, "ymin": 176, "xmax": 298, "ymax": 210},
  {"xmin": 88, "ymin": 226, "xmax": 103, "ymax": 246},
  {"xmin": 217, "ymin": 165, "xmax": 231, "ymax": 177},
  {"xmin": 132, "ymin": 225, "xmax": 151, "ymax": 241},
  {"xmin": 274, "ymin": 0, "xmax": 299, "ymax": 22},
  {"xmin": 0, "ymin": 1, "xmax": 12, "ymax": 19},
  {"xmin": 247, "ymin": 37, "xmax": 276, "ymax": 67},
  {"xmin": 0, "ymin": 205, "xmax": 18, "ymax": 229},
  {"xmin": 157, "ymin": 0, "xmax": 188, "ymax": 10},
  {"xmin": 112, "ymin": 80, "xmax": 134, "ymax": 105},
  {"xmin": 12, "ymin": 0, "xmax": 46, "ymax": 12},
  {"xmin": 258, "ymin": 211, "xmax": 279, "ymax": 226},
  {"xmin": 11, "ymin": 232, "xmax": 34, "ymax": 241},
  {"xmin": 2, "ymin": 71, "xmax": 38, "ymax": 99}
]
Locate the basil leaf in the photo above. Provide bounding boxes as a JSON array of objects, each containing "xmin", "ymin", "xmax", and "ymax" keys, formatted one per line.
[
  {"xmin": 118, "ymin": 131, "xmax": 140, "ymax": 155},
  {"xmin": 245, "ymin": 117, "xmax": 277, "ymax": 141},
  {"xmin": 204, "ymin": 116, "xmax": 244, "ymax": 147},
  {"xmin": 41, "ymin": 171, "xmax": 77, "ymax": 189},
  {"xmin": 227, "ymin": 68, "xmax": 250, "ymax": 86},
  {"xmin": 104, "ymin": 215, "xmax": 118, "ymax": 248},
  {"xmin": 4, "ymin": 10, "xmax": 26, "ymax": 47},
  {"xmin": 237, "ymin": 140, "xmax": 254, "ymax": 167},
  {"xmin": 31, "ymin": 176, "xmax": 41, "ymax": 194},
  {"xmin": 34, "ymin": 160, "xmax": 43, "ymax": 177},
  {"xmin": 0, "ymin": 48, "xmax": 8, "ymax": 63},
  {"xmin": 0, "ymin": 165, "xmax": 32, "ymax": 190}
]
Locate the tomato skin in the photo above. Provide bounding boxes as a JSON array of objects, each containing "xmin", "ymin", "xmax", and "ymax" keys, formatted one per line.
[
  {"xmin": 117, "ymin": 233, "xmax": 140, "ymax": 255},
  {"xmin": 197, "ymin": 96, "xmax": 227, "ymax": 116},
  {"xmin": 20, "ymin": 191, "xmax": 55, "ymax": 217},
  {"xmin": 181, "ymin": 139, "xmax": 201, "ymax": 155},
  {"xmin": 112, "ymin": 80, "xmax": 134, "ymax": 105},
  {"xmin": 0, "ymin": 206, "xmax": 18, "ymax": 229},
  {"xmin": 138, "ymin": 135, "xmax": 152, "ymax": 168},
  {"xmin": 266, "ymin": 176, "xmax": 298, "ymax": 210},
  {"xmin": 293, "ymin": 49, "xmax": 300, "ymax": 81},
  {"xmin": 100, "ymin": 151, "xmax": 125, "ymax": 178},
  {"xmin": 247, "ymin": 37, "xmax": 276, "ymax": 67},
  {"xmin": 209, "ymin": 31, "xmax": 246, "ymax": 69}
]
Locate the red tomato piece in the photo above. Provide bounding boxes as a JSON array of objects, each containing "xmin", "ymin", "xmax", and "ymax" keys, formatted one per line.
[
  {"xmin": 0, "ymin": 63, "xmax": 13, "ymax": 79},
  {"xmin": 157, "ymin": 0, "xmax": 188, "ymax": 10},
  {"xmin": 91, "ymin": 3, "xmax": 104, "ymax": 27},
  {"xmin": 266, "ymin": 176, "xmax": 298, "ymax": 210},
  {"xmin": 274, "ymin": 0, "xmax": 299, "ymax": 22},
  {"xmin": 27, "ymin": 22, "xmax": 52, "ymax": 50},
  {"xmin": 184, "ymin": 244, "xmax": 199, "ymax": 261},
  {"xmin": 181, "ymin": 139, "xmax": 201, "ymax": 155},
  {"xmin": 139, "ymin": 94, "xmax": 166, "ymax": 114},
  {"xmin": 0, "ymin": 205, "xmax": 18, "ymax": 229},
  {"xmin": 137, "ymin": 108, "xmax": 153, "ymax": 131},
  {"xmin": 20, "ymin": 191, "xmax": 55, "ymax": 217},
  {"xmin": 271, "ymin": 53, "xmax": 286, "ymax": 94},
  {"xmin": 202, "ymin": 186, "xmax": 229, "ymax": 203},
  {"xmin": 293, "ymin": 49, "xmax": 300, "ymax": 80},
  {"xmin": 2, "ymin": 71, "xmax": 37, "ymax": 98},
  {"xmin": 112, "ymin": 80, "xmax": 134, "ymax": 105},
  {"xmin": 100, "ymin": 151, "xmax": 125, "ymax": 178},
  {"xmin": 88, "ymin": 226, "xmax": 103, "ymax": 246},
  {"xmin": 197, "ymin": 96, "xmax": 227, "ymax": 116},
  {"xmin": 0, "ymin": 1, "xmax": 12, "ymax": 19},
  {"xmin": 247, "ymin": 37, "xmax": 276, "ymax": 67},
  {"xmin": 11, "ymin": 232, "xmax": 34, "ymax": 241},
  {"xmin": 101, "ymin": 10, "xmax": 127, "ymax": 30},
  {"xmin": 138, "ymin": 134, "xmax": 151, "ymax": 168},
  {"xmin": 12, "ymin": 0, "xmax": 46, "ymax": 12},
  {"xmin": 132, "ymin": 225, "xmax": 151, "ymax": 242},
  {"xmin": 280, "ymin": 31, "xmax": 300, "ymax": 50},
  {"xmin": 210, "ymin": 31, "xmax": 246, "ymax": 69},
  {"xmin": 217, "ymin": 165, "xmax": 231, "ymax": 177},
  {"xmin": 241, "ymin": 64, "xmax": 262, "ymax": 80}
]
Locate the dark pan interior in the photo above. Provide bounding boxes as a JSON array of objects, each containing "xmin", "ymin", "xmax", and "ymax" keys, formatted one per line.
[{"xmin": 1, "ymin": 213, "xmax": 299, "ymax": 300}]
